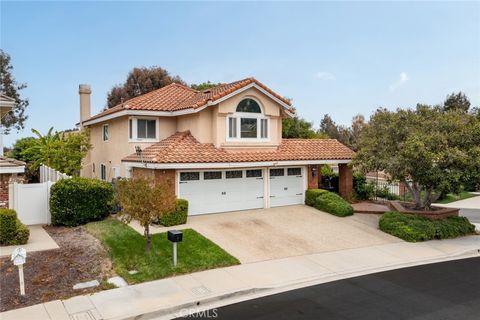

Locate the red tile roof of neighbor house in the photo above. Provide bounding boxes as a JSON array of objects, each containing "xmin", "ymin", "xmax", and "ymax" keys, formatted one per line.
[
  {"xmin": 85, "ymin": 78, "xmax": 293, "ymax": 122},
  {"xmin": 122, "ymin": 131, "xmax": 355, "ymax": 164}
]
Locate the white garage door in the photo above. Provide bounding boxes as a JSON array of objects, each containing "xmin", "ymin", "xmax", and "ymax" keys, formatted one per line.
[
  {"xmin": 269, "ymin": 167, "xmax": 305, "ymax": 207},
  {"xmin": 178, "ymin": 169, "xmax": 264, "ymax": 215}
]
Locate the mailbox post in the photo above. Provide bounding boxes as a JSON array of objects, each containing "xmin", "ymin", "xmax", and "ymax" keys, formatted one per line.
[
  {"xmin": 11, "ymin": 247, "xmax": 27, "ymax": 297},
  {"xmin": 167, "ymin": 230, "xmax": 183, "ymax": 267}
]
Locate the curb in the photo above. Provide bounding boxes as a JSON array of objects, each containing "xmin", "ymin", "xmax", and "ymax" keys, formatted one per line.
[{"xmin": 115, "ymin": 248, "xmax": 480, "ymax": 320}]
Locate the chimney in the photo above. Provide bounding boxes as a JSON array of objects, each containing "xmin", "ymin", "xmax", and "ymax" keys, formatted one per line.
[{"xmin": 79, "ymin": 84, "xmax": 91, "ymax": 128}]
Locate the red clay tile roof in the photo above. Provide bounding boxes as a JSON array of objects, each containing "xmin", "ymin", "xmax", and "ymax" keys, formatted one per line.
[
  {"xmin": 122, "ymin": 131, "xmax": 354, "ymax": 164},
  {"xmin": 85, "ymin": 78, "xmax": 292, "ymax": 123}
]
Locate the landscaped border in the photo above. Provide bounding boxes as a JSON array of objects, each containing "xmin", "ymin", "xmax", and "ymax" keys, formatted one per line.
[{"xmin": 388, "ymin": 201, "xmax": 459, "ymax": 220}]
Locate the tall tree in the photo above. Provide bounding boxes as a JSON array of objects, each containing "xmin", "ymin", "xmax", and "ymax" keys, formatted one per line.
[
  {"xmin": 318, "ymin": 114, "xmax": 339, "ymax": 139},
  {"xmin": 443, "ymin": 92, "xmax": 470, "ymax": 112},
  {"xmin": 282, "ymin": 117, "xmax": 325, "ymax": 139},
  {"xmin": 22, "ymin": 127, "xmax": 91, "ymax": 176},
  {"xmin": 107, "ymin": 66, "xmax": 185, "ymax": 108},
  {"xmin": 0, "ymin": 50, "xmax": 29, "ymax": 133},
  {"xmin": 349, "ymin": 114, "xmax": 366, "ymax": 151},
  {"xmin": 191, "ymin": 81, "xmax": 221, "ymax": 91},
  {"xmin": 353, "ymin": 105, "xmax": 480, "ymax": 210}
]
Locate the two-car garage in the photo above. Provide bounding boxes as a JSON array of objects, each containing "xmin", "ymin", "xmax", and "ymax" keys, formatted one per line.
[{"xmin": 178, "ymin": 167, "xmax": 305, "ymax": 215}]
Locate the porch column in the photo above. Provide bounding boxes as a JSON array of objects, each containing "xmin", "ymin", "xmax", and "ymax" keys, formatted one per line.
[
  {"xmin": 338, "ymin": 163, "xmax": 353, "ymax": 197},
  {"xmin": 307, "ymin": 165, "xmax": 320, "ymax": 189}
]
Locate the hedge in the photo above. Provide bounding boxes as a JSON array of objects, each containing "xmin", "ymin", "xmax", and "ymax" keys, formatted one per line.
[
  {"xmin": 157, "ymin": 199, "xmax": 188, "ymax": 227},
  {"xmin": 313, "ymin": 191, "xmax": 354, "ymax": 217},
  {"xmin": 0, "ymin": 208, "xmax": 30, "ymax": 246},
  {"xmin": 50, "ymin": 177, "xmax": 114, "ymax": 227},
  {"xmin": 305, "ymin": 189, "xmax": 328, "ymax": 206},
  {"xmin": 379, "ymin": 211, "xmax": 475, "ymax": 242}
]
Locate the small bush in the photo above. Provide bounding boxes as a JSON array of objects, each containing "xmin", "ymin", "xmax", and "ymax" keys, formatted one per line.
[
  {"xmin": 15, "ymin": 222, "xmax": 30, "ymax": 245},
  {"xmin": 0, "ymin": 209, "xmax": 29, "ymax": 246},
  {"xmin": 353, "ymin": 173, "xmax": 374, "ymax": 200},
  {"xmin": 157, "ymin": 199, "xmax": 188, "ymax": 226},
  {"xmin": 313, "ymin": 192, "xmax": 354, "ymax": 217},
  {"xmin": 50, "ymin": 177, "xmax": 114, "ymax": 227},
  {"xmin": 379, "ymin": 212, "xmax": 475, "ymax": 242},
  {"xmin": 305, "ymin": 189, "xmax": 328, "ymax": 206}
]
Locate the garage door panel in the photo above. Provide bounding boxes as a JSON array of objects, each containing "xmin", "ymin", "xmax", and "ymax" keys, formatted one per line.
[
  {"xmin": 269, "ymin": 167, "xmax": 304, "ymax": 207},
  {"xmin": 179, "ymin": 169, "xmax": 264, "ymax": 215}
]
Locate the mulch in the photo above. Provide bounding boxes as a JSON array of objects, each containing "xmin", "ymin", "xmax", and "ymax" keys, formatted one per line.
[{"xmin": 0, "ymin": 226, "xmax": 112, "ymax": 312}]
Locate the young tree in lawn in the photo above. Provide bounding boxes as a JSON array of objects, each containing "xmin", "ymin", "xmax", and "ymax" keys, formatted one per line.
[
  {"xmin": 115, "ymin": 177, "xmax": 176, "ymax": 252},
  {"xmin": 353, "ymin": 105, "xmax": 480, "ymax": 210},
  {"xmin": 107, "ymin": 66, "xmax": 186, "ymax": 108},
  {"xmin": 0, "ymin": 50, "xmax": 29, "ymax": 133}
]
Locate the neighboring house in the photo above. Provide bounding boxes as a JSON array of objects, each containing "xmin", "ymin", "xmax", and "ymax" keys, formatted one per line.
[
  {"xmin": 79, "ymin": 78, "xmax": 354, "ymax": 215},
  {"xmin": 0, "ymin": 157, "xmax": 25, "ymax": 208},
  {"xmin": 0, "ymin": 94, "xmax": 17, "ymax": 156}
]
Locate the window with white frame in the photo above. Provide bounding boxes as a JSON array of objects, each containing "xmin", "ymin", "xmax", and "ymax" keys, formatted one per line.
[
  {"xmin": 227, "ymin": 98, "xmax": 269, "ymax": 140},
  {"xmin": 102, "ymin": 124, "xmax": 109, "ymax": 141},
  {"xmin": 100, "ymin": 163, "xmax": 107, "ymax": 181},
  {"xmin": 128, "ymin": 117, "xmax": 159, "ymax": 141}
]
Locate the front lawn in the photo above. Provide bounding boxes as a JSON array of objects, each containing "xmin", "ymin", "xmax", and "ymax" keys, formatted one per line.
[
  {"xmin": 434, "ymin": 191, "xmax": 477, "ymax": 204},
  {"xmin": 86, "ymin": 219, "xmax": 239, "ymax": 284}
]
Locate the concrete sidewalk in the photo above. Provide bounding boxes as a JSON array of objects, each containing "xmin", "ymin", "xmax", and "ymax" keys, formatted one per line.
[{"xmin": 2, "ymin": 235, "xmax": 479, "ymax": 320}]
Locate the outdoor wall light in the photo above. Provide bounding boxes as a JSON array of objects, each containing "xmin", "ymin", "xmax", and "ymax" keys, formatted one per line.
[{"xmin": 311, "ymin": 166, "xmax": 317, "ymax": 177}]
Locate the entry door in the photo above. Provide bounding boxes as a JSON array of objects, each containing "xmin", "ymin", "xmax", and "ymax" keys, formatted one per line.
[{"xmin": 269, "ymin": 167, "xmax": 305, "ymax": 207}]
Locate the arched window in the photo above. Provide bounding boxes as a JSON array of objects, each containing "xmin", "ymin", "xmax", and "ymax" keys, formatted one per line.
[
  {"xmin": 236, "ymin": 99, "xmax": 261, "ymax": 113},
  {"xmin": 228, "ymin": 98, "xmax": 269, "ymax": 140}
]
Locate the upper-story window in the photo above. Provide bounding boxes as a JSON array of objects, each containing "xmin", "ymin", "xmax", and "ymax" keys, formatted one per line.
[
  {"xmin": 102, "ymin": 124, "xmax": 109, "ymax": 141},
  {"xmin": 128, "ymin": 117, "xmax": 159, "ymax": 142},
  {"xmin": 227, "ymin": 98, "xmax": 269, "ymax": 141}
]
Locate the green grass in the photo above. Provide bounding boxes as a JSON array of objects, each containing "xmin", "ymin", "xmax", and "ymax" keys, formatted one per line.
[
  {"xmin": 86, "ymin": 219, "xmax": 240, "ymax": 284},
  {"xmin": 434, "ymin": 191, "xmax": 477, "ymax": 204}
]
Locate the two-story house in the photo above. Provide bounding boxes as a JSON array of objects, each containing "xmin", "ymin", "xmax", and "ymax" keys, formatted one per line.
[{"xmin": 79, "ymin": 78, "xmax": 354, "ymax": 215}]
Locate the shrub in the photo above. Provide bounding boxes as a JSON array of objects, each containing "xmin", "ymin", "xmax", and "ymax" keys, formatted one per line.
[
  {"xmin": 313, "ymin": 192, "xmax": 354, "ymax": 217},
  {"xmin": 15, "ymin": 222, "xmax": 30, "ymax": 244},
  {"xmin": 353, "ymin": 173, "xmax": 374, "ymax": 200},
  {"xmin": 157, "ymin": 199, "xmax": 189, "ymax": 226},
  {"xmin": 379, "ymin": 212, "xmax": 475, "ymax": 242},
  {"xmin": 0, "ymin": 209, "xmax": 30, "ymax": 245},
  {"xmin": 305, "ymin": 189, "xmax": 328, "ymax": 206},
  {"xmin": 50, "ymin": 177, "xmax": 114, "ymax": 227}
]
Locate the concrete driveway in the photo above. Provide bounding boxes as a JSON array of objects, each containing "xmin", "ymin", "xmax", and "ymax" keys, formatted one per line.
[{"xmin": 139, "ymin": 205, "xmax": 400, "ymax": 263}]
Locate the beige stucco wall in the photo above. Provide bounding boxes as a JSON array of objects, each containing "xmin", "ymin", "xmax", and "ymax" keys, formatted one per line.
[
  {"xmin": 81, "ymin": 115, "xmax": 176, "ymax": 179},
  {"xmin": 214, "ymin": 87, "xmax": 282, "ymax": 149},
  {"xmin": 80, "ymin": 87, "xmax": 286, "ymax": 179}
]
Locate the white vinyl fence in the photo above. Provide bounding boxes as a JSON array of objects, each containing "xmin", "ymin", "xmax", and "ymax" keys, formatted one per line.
[
  {"xmin": 10, "ymin": 165, "xmax": 70, "ymax": 225},
  {"xmin": 9, "ymin": 181, "xmax": 54, "ymax": 225},
  {"xmin": 366, "ymin": 177, "xmax": 401, "ymax": 196},
  {"xmin": 40, "ymin": 164, "xmax": 70, "ymax": 183}
]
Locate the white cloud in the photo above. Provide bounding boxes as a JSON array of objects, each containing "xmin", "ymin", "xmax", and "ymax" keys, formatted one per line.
[
  {"xmin": 315, "ymin": 71, "xmax": 336, "ymax": 81},
  {"xmin": 389, "ymin": 72, "xmax": 409, "ymax": 92}
]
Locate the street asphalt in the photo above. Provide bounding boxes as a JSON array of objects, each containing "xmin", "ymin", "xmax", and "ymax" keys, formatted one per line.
[
  {"xmin": 180, "ymin": 257, "xmax": 480, "ymax": 320},
  {"xmin": 461, "ymin": 208, "xmax": 480, "ymax": 223}
]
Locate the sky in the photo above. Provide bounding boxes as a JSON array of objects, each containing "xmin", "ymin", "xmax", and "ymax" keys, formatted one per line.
[{"xmin": 1, "ymin": 1, "xmax": 479, "ymax": 147}]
